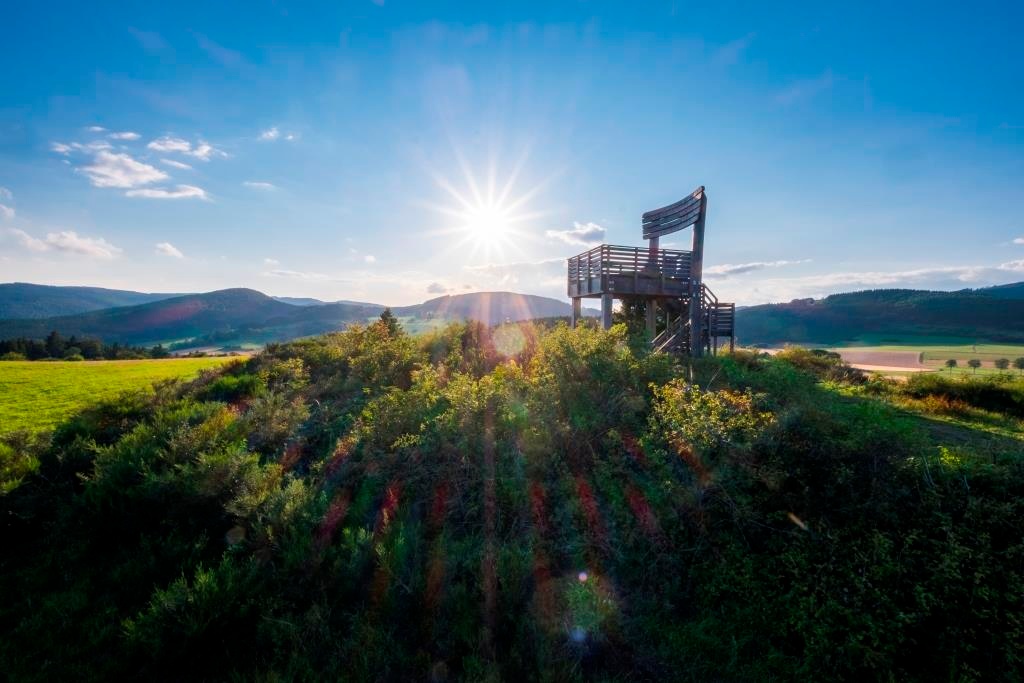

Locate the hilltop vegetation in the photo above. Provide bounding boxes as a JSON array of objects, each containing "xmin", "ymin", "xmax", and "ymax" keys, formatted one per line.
[
  {"xmin": 1, "ymin": 320, "xmax": 1022, "ymax": 681},
  {"xmin": 737, "ymin": 284, "xmax": 1024, "ymax": 345}
]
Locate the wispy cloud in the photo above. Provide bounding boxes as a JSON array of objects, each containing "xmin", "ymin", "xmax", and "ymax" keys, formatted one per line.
[
  {"xmin": 8, "ymin": 228, "xmax": 122, "ymax": 259},
  {"xmin": 243, "ymin": 181, "xmax": 276, "ymax": 190},
  {"xmin": 147, "ymin": 136, "xmax": 190, "ymax": 153},
  {"xmin": 0, "ymin": 188, "xmax": 13, "ymax": 220},
  {"xmin": 262, "ymin": 268, "xmax": 342, "ymax": 282},
  {"xmin": 426, "ymin": 281, "xmax": 451, "ymax": 294},
  {"xmin": 718, "ymin": 260, "xmax": 1024, "ymax": 306},
  {"xmin": 52, "ymin": 140, "xmax": 112, "ymax": 155},
  {"xmin": 545, "ymin": 221, "xmax": 606, "ymax": 247},
  {"xmin": 1014, "ymin": 237, "xmax": 1024, "ymax": 245},
  {"xmin": 125, "ymin": 184, "xmax": 208, "ymax": 200},
  {"xmin": 776, "ymin": 69, "xmax": 834, "ymax": 105},
  {"xmin": 155, "ymin": 241, "xmax": 184, "ymax": 258},
  {"xmin": 193, "ymin": 32, "xmax": 246, "ymax": 68},
  {"xmin": 705, "ymin": 259, "xmax": 810, "ymax": 277},
  {"xmin": 86, "ymin": 125, "xmax": 106, "ymax": 133},
  {"xmin": 712, "ymin": 32, "xmax": 755, "ymax": 66},
  {"xmin": 109, "ymin": 131, "xmax": 140, "ymax": 140},
  {"xmin": 364, "ymin": 254, "xmax": 376, "ymax": 264},
  {"xmin": 80, "ymin": 151, "xmax": 167, "ymax": 188},
  {"xmin": 263, "ymin": 258, "xmax": 280, "ymax": 266},
  {"xmin": 147, "ymin": 136, "xmax": 226, "ymax": 161},
  {"xmin": 259, "ymin": 126, "xmax": 296, "ymax": 142},
  {"xmin": 160, "ymin": 158, "xmax": 192, "ymax": 170}
]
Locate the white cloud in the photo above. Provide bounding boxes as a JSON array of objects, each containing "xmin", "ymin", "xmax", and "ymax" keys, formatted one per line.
[
  {"xmin": 1013, "ymin": 237, "xmax": 1024, "ymax": 245},
  {"xmin": 0, "ymin": 187, "xmax": 11, "ymax": 200},
  {"xmin": 0, "ymin": 204, "xmax": 14, "ymax": 221},
  {"xmin": 545, "ymin": 221, "xmax": 606, "ymax": 247},
  {"xmin": 364, "ymin": 254, "xmax": 377, "ymax": 264},
  {"xmin": 160, "ymin": 158, "xmax": 192, "ymax": 170},
  {"xmin": 147, "ymin": 136, "xmax": 225, "ymax": 161},
  {"xmin": 109, "ymin": 131, "xmax": 141, "ymax": 140},
  {"xmin": 259, "ymin": 127, "xmax": 280, "ymax": 141},
  {"xmin": 147, "ymin": 136, "xmax": 191, "ymax": 153},
  {"xmin": 7, "ymin": 229, "xmax": 122, "ymax": 259},
  {"xmin": 715, "ymin": 260, "xmax": 1024, "ymax": 306},
  {"xmin": 243, "ymin": 181, "xmax": 276, "ymax": 190},
  {"xmin": 80, "ymin": 151, "xmax": 167, "ymax": 188},
  {"xmin": 50, "ymin": 142, "xmax": 72, "ymax": 155},
  {"xmin": 86, "ymin": 125, "xmax": 106, "ymax": 133},
  {"xmin": 187, "ymin": 141, "xmax": 225, "ymax": 161},
  {"xmin": 155, "ymin": 241, "xmax": 184, "ymax": 258},
  {"xmin": 426, "ymin": 282, "xmax": 450, "ymax": 294},
  {"xmin": 464, "ymin": 257, "xmax": 568, "ymax": 298},
  {"xmin": 71, "ymin": 141, "xmax": 112, "ymax": 152},
  {"xmin": 125, "ymin": 184, "xmax": 208, "ymax": 200},
  {"xmin": 263, "ymin": 257, "xmax": 280, "ymax": 266},
  {"xmin": 263, "ymin": 268, "xmax": 336, "ymax": 281},
  {"xmin": 8, "ymin": 228, "xmax": 48, "ymax": 252},
  {"xmin": 705, "ymin": 259, "xmax": 810, "ymax": 277},
  {"xmin": 285, "ymin": 133, "xmax": 297, "ymax": 141}
]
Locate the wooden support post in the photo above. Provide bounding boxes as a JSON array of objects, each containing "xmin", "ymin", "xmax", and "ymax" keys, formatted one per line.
[
  {"xmin": 688, "ymin": 194, "xmax": 707, "ymax": 357},
  {"xmin": 601, "ymin": 294, "xmax": 613, "ymax": 330},
  {"xmin": 646, "ymin": 299, "xmax": 657, "ymax": 338},
  {"xmin": 571, "ymin": 297, "xmax": 581, "ymax": 328}
]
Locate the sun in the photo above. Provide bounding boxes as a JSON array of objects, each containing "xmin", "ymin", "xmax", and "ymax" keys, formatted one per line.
[
  {"xmin": 462, "ymin": 202, "xmax": 512, "ymax": 248},
  {"xmin": 423, "ymin": 151, "xmax": 552, "ymax": 263}
]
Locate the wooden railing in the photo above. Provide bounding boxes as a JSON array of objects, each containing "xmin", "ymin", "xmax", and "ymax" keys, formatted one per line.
[{"xmin": 567, "ymin": 244, "xmax": 693, "ymax": 283}]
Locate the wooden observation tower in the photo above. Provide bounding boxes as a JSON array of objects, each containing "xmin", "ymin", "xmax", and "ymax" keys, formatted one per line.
[{"xmin": 567, "ymin": 186, "xmax": 735, "ymax": 356}]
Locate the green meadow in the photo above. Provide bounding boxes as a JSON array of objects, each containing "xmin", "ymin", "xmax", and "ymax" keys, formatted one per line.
[{"xmin": 0, "ymin": 358, "xmax": 235, "ymax": 434}]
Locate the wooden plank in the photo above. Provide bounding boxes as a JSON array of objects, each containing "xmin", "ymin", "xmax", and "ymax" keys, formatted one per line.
[
  {"xmin": 642, "ymin": 186, "xmax": 704, "ymax": 221},
  {"xmin": 643, "ymin": 204, "xmax": 703, "ymax": 232},
  {"xmin": 642, "ymin": 200, "xmax": 703, "ymax": 228}
]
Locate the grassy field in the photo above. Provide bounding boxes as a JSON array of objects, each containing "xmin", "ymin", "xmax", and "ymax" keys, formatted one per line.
[{"xmin": 0, "ymin": 358, "xmax": 234, "ymax": 434}]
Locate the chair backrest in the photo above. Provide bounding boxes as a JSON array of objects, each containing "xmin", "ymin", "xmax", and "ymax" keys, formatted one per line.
[{"xmin": 642, "ymin": 186, "xmax": 706, "ymax": 240}]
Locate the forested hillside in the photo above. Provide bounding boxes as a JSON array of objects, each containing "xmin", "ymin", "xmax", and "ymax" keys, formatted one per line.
[
  {"xmin": 0, "ymin": 283, "xmax": 181, "ymax": 319},
  {"xmin": 737, "ymin": 285, "xmax": 1024, "ymax": 345},
  {"xmin": 1, "ymin": 320, "xmax": 1022, "ymax": 681}
]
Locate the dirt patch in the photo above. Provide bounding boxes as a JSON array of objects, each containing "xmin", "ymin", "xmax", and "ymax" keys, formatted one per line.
[{"xmin": 835, "ymin": 350, "xmax": 923, "ymax": 368}]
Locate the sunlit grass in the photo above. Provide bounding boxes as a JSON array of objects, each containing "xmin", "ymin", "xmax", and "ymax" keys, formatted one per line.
[{"xmin": 0, "ymin": 358, "xmax": 233, "ymax": 433}]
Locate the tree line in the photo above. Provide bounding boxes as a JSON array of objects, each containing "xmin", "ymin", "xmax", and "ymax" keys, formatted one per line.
[{"xmin": 0, "ymin": 331, "xmax": 170, "ymax": 361}]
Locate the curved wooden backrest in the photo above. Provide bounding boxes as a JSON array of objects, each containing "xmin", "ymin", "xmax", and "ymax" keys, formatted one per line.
[{"xmin": 642, "ymin": 186, "xmax": 706, "ymax": 240}]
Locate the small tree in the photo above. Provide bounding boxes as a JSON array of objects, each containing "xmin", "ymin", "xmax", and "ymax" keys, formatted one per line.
[
  {"xmin": 945, "ymin": 359, "xmax": 957, "ymax": 372},
  {"xmin": 967, "ymin": 359, "xmax": 982, "ymax": 374},
  {"xmin": 1014, "ymin": 357, "xmax": 1024, "ymax": 376},
  {"xmin": 379, "ymin": 308, "xmax": 401, "ymax": 336},
  {"xmin": 994, "ymin": 358, "xmax": 1010, "ymax": 371}
]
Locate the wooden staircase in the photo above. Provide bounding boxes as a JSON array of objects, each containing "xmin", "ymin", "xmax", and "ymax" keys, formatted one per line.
[{"xmin": 651, "ymin": 285, "xmax": 735, "ymax": 356}]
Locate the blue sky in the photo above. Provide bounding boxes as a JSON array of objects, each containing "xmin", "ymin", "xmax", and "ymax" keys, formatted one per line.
[{"xmin": 1, "ymin": 1, "xmax": 1022, "ymax": 305}]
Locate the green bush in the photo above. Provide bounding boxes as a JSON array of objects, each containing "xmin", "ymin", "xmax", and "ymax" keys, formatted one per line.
[{"xmin": 1, "ymin": 323, "xmax": 1022, "ymax": 682}]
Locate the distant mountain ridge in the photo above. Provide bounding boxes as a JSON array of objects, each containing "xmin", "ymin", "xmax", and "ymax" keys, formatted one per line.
[
  {"xmin": 0, "ymin": 283, "xmax": 183, "ymax": 319},
  {"xmin": 736, "ymin": 282, "xmax": 1024, "ymax": 345},
  {"xmin": 0, "ymin": 286, "xmax": 598, "ymax": 346}
]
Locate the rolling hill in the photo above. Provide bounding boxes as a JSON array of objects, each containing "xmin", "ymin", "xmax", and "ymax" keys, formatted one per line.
[
  {"xmin": 0, "ymin": 289, "xmax": 375, "ymax": 346},
  {"xmin": 395, "ymin": 291, "xmax": 599, "ymax": 325},
  {"xmin": 0, "ymin": 282, "xmax": 182, "ymax": 319},
  {"xmin": 0, "ymin": 288, "xmax": 598, "ymax": 346},
  {"xmin": 737, "ymin": 283, "xmax": 1024, "ymax": 345}
]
